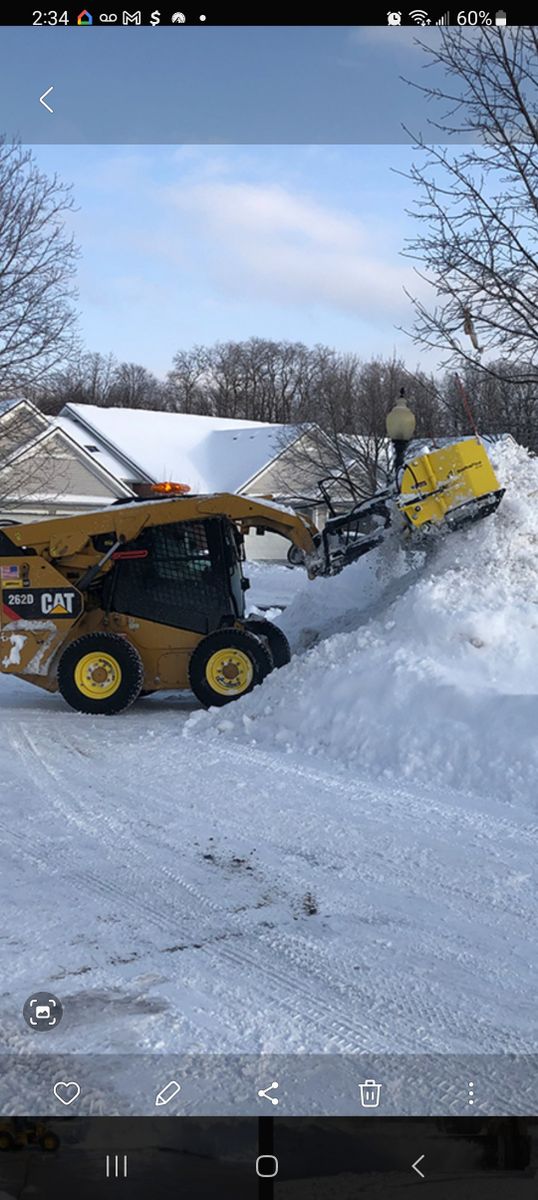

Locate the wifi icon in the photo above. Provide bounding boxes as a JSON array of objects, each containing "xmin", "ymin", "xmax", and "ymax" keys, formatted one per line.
[{"xmin": 409, "ymin": 8, "xmax": 431, "ymax": 21}]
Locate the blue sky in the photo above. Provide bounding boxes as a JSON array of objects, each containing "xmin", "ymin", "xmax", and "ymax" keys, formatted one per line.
[
  {"xmin": 0, "ymin": 24, "xmax": 459, "ymax": 379},
  {"xmin": 33, "ymin": 141, "xmax": 437, "ymax": 378}
]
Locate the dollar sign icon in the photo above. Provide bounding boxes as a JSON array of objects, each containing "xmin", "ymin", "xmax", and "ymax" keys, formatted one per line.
[{"xmin": 150, "ymin": 9, "xmax": 161, "ymax": 22}]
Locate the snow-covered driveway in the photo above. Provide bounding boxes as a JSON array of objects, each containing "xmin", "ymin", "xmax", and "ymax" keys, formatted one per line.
[
  {"xmin": 1, "ymin": 671, "xmax": 536, "ymax": 1065},
  {"xmin": 2, "ymin": 438, "xmax": 538, "ymax": 1104}
]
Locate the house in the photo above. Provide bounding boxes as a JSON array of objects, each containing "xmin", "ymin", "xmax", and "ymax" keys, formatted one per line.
[
  {"xmin": 0, "ymin": 399, "xmax": 134, "ymax": 521},
  {"xmin": 0, "ymin": 400, "xmax": 340, "ymax": 560}
]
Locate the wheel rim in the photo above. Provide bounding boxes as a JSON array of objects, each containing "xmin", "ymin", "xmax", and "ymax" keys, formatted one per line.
[
  {"xmin": 205, "ymin": 648, "xmax": 254, "ymax": 695},
  {"xmin": 74, "ymin": 651, "xmax": 122, "ymax": 699}
]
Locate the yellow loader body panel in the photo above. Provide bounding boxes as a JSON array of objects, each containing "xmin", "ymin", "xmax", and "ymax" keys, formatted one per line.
[
  {"xmin": 0, "ymin": 493, "xmax": 318, "ymax": 707},
  {"xmin": 0, "ymin": 557, "xmax": 84, "ymax": 686}
]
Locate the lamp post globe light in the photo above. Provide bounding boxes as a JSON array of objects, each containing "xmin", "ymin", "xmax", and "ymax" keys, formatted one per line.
[{"xmin": 386, "ymin": 387, "xmax": 416, "ymax": 474}]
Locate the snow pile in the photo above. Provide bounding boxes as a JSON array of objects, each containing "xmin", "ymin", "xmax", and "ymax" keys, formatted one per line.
[
  {"xmin": 187, "ymin": 439, "xmax": 538, "ymax": 806},
  {"xmin": 245, "ymin": 559, "xmax": 305, "ymax": 615}
]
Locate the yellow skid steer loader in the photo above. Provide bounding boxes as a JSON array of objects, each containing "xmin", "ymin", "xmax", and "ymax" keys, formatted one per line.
[{"xmin": 0, "ymin": 436, "xmax": 503, "ymax": 713}]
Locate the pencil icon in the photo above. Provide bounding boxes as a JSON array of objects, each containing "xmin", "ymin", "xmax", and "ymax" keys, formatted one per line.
[{"xmin": 155, "ymin": 1080, "xmax": 181, "ymax": 1107}]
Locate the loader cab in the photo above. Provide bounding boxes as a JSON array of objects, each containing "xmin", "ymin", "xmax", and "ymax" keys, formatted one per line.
[{"xmin": 99, "ymin": 515, "xmax": 247, "ymax": 635}]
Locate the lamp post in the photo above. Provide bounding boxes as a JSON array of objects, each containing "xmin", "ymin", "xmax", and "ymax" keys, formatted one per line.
[{"xmin": 386, "ymin": 387, "xmax": 416, "ymax": 476}]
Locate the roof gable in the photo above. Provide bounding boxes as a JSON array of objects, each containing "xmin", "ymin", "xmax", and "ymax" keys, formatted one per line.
[
  {"xmin": 0, "ymin": 397, "xmax": 49, "ymax": 422},
  {"xmin": 0, "ymin": 398, "xmax": 50, "ymax": 456},
  {"xmin": 2, "ymin": 425, "xmax": 134, "ymax": 499}
]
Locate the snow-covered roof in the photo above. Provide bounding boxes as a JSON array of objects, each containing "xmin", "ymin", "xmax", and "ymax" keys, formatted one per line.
[{"xmin": 60, "ymin": 404, "xmax": 302, "ymax": 493}]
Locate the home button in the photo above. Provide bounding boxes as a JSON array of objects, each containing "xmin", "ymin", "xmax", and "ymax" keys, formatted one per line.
[{"xmin": 256, "ymin": 1154, "xmax": 279, "ymax": 1178}]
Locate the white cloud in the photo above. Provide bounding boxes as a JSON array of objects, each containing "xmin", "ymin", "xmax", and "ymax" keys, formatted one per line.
[
  {"xmin": 185, "ymin": 182, "xmax": 365, "ymax": 249},
  {"xmin": 165, "ymin": 179, "xmax": 424, "ymax": 322},
  {"xmin": 348, "ymin": 26, "xmax": 441, "ymax": 52}
]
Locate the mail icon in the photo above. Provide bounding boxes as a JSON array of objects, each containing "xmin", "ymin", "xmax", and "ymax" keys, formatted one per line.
[{"xmin": 122, "ymin": 9, "xmax": 141, "ymax": 22}]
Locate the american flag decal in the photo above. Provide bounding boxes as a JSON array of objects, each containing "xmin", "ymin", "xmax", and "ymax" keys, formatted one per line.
[{"xmin": 0, "ymin": 565, "xmax": 20, "ymax": 581}]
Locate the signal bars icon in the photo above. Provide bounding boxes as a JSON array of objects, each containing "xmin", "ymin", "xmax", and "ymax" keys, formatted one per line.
[{"xmin": 436, "ymin": 9, "xmax": 450, "ymax": 19}]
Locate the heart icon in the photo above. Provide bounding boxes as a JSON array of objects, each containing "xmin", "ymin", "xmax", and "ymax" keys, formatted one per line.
[{"xmin": 53, "ymin": 1080, "xmax": 81, "ymax": 1106}]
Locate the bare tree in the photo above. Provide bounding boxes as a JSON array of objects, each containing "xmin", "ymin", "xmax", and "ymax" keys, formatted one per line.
[
  {"xmin": 33, "ymin": 351, "xmax": 165, "ymax": 413},
  {"xmin": 277, "ymin": 355, "xmax": 444, "ymax": 503},
  {"xmin": 0, "ymin": 138, "xmax": 78, "ymax": 396},
  {"xmin": 166, "ymin": 338, "xmax": 322, "ymax": 423},
  {"xmin": 438, "ymin": 360, "xmax": 538, "ymax": 451},
  {"xmin": 109, "ymin": 361, "xmax": 164, "ymax": 409},
  {"xmin": 164, "ymin": 346, "xmax": 212, "ymax": 414},
  {"xmin": 401, "ymin": 28, "xmax": 538, "ymax": 383}
]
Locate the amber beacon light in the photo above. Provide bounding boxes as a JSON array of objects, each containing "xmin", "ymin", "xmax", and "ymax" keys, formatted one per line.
[{"xmin": 151, "ymin": 482, "xmax": 192, "ymax": 495}]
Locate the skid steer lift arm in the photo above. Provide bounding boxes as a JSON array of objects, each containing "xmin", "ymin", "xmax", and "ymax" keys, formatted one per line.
[{"xmin": 1, "ymin": 493, "xmax": 325, "ymax": 585}]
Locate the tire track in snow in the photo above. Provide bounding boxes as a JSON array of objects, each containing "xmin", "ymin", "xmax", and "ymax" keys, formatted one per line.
[
  {"xmin": 5, "ymin": 723, "xmax": 405, "ymax": 1053},
  {"xmin": 3, "ymin": 722, "xmax": 453, "ymax": 1053},
  {"xmin": 4, "ymin": 718, "xmax": 537, "ymax": 1054}
]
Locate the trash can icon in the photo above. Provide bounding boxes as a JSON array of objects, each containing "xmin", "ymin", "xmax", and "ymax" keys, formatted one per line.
[{"xmin": 359, "ymin": 1079, "xmax": 382, "ymax": 1108}]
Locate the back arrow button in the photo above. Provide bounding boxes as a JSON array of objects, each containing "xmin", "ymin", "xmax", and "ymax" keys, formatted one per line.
[
  {"xmin": 39, "ymin": 86, "xmax": 54, "ymax": 114},
  {"xmin": 412, "ymin": 1154, "xmax": 425, "ymax": 1178}
]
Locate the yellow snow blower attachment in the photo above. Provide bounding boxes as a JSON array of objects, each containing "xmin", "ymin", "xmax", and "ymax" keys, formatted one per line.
[
  {"xmin": 317, "ymin": 435, "xmax": 504, "ymax": 572},
  {"xmin": 398, "ymin": 438, "xmax": 504, "ymax": 532}
]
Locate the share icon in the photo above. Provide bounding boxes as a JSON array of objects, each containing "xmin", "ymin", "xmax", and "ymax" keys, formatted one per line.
[{"xmin": 258, "ymin": 1081, "xmax": 279, "ymax": 1106}]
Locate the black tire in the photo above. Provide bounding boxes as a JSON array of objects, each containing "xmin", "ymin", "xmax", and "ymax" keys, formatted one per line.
[
  {"xmin": 57, "ymin": 632, "xmax": 144, "ymax": 715},
  {"xmin": 244, "ymin": 618, "xmax": 291, "ymax": 669},
  {"xmin": 287, "ymin": 543, "xmax": 306, "ymax": 567},
  {"xmin": 188, "ymin": 628, "xmax": 273, "ymax": 708}
]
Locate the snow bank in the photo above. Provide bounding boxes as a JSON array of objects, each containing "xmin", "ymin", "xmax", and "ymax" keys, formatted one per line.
[
  {"xmin": 187, "ymin": 439, "xmax": 538, "ymax": 807},
  {"xmin": 245, "ymin": 560, "xmax": 305, "ymax": 613}
]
